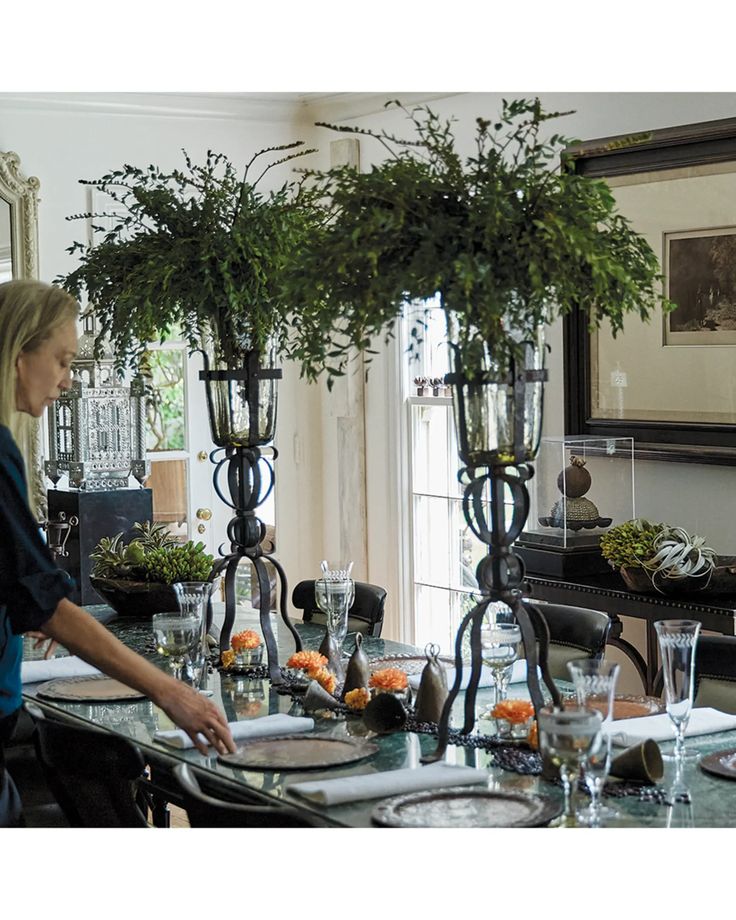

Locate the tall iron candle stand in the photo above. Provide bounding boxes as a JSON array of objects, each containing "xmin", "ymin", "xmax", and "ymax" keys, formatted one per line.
[
  {"xmin": 422, "ymin": 339, "xmax": 562, "ymax": 763},
  {"xmin": 200, "ymin": 348, "xmax": 302, "ymax": 682}
]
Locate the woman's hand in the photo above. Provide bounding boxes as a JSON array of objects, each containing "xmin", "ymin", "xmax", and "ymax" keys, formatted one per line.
[
  {"xmin": 156, "ymin": 681, "xmax": 237, "ymax": 755},
  {"xmin": 25, "ymin": 630, "xmax": 59, "ymax": 659}
]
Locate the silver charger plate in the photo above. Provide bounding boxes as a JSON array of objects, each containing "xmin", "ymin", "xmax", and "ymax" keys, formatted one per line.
[
  {"xmin": 371, "ymin": 786, "xmax": 562, "ymax": 828},
  {"xmin": 35, "ymin": 674, "xmax": 146, "ymax": 702},
  {"xmin": 218, "ymin": 734, "xmax": 378, "ymax": 770}
]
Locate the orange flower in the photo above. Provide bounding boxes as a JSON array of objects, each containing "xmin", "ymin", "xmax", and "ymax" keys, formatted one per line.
[
  {"xmin": 344, "ymin": 687, "xmax": 371, "ymax": 711},
  {"xmin": 491, "ymin": 699, "xmax": 535, "ymax": 724},
  {"xmin": 286, "ymin": 650, "xmax": 328, "ymax": 672},
  {"xmin": 311, "ymin": 667, "xmax": 337, "ymax": 695},
  {"xmin": 369, "ymin": 668, "xmax": 408, "ymax": 692},
  {"xmin": 221, "ymin": 649, "xmax": 236, "ymax": 670},
  {"xmin": 231, "ymin": 630, "xmax": 261, "ymax": 652}
]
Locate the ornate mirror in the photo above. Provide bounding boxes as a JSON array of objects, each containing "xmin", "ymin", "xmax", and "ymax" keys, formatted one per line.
[{"xmin": 0, "ymin": 151, "xmax": 43, "ymax": 514}]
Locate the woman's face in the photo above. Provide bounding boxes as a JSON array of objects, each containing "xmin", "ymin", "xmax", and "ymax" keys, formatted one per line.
[{"xmin": 15, "ymin": 318, "xmax": 78, "ymax": 417}]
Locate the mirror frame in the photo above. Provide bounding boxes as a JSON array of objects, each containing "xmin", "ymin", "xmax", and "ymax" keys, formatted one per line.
[{"xmin": 0, "ymin": 150, "xmax": 45, "ymax": 514}]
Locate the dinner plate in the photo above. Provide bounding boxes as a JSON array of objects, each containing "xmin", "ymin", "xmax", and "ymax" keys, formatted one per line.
[
  {"xmin": 371, "ymin": 787, "xmax": 561, "ymax": 828},
  {"xmin": 35, "ymin": 674, "xmax": 146, "ymax": 702},
  {"xmin": 563, "ymin": 694, "xmax": 663, "ymax": 720},
  {"xmin": 218, "ymin": 734, "xmax": 379, "ymax": 770},
  {"xmin": 698, "ymin": 748, "xmax": 736, "ymax": 781}
]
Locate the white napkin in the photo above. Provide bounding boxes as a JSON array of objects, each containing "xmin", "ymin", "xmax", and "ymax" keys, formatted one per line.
[
  {"xmin": 153, "ymin": 713, "xmax": 314, "ymax": 749},
  {"xmin": 407, "ymin": 658, "xmax": 535, "ymax": 691},
  {"xmin": 604, "ymin": 707, "xmax": 736, "ymax": 748},
  {"xmin": 21, "ymin": 656, "xmax": 101, "ymax": 684},
  {"xmin": 286, "ymin": 762, "xmax": 489, "ymax": 807}
]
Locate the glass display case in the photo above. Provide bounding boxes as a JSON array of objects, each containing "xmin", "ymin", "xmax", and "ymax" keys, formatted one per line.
[{"xmin": 515, "ymin": 436, "xmax": 635, "ymax": 577}]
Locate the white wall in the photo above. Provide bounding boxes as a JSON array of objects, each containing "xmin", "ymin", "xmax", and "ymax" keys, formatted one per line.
[{"xmin": 0, "ymin": 92, "xmax": 326, "ymax": 591}]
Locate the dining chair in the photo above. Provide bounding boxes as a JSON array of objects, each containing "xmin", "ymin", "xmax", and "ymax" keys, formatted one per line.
[
  {"xmin": 527, "ymin": 601, "xmax": 611, "ymax": 682},
  {"xmin": 172, "ymin": 763, "xmax": 325, "ymax": 827},
  {"xmin": 292, "ymin": 580, "xmax": 387, "ymax": 638},
  {"xmin": 4, "ymin": 707, "xmax": 68, "ymax": 827},
  {"xmin": 25, "ymin": 703, "xmax": 151, "ymax": 827},
  {"xmin": 693, "ymin": 634, "xmax": 736, "ymax": 714}
]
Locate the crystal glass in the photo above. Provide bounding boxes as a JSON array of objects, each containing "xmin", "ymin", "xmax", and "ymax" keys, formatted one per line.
[
  {"xmin": 567, "ymin": 658, "xmax": 620, "ymax": 826},
  {"xmin": 173, "ymin": 581, "xmax": 214, "ymax": 695},
  {"xmin": 480, "ymin": 611, "xmax": 523, "ymax": 709},
  {"xmin": 315, "ymin": 576, "xmax": 355, "ymax": 647},
  {"xmin": 654, "ymin": 619, "xmax": 702, "ymax": 764},
  {"xmin": 152, "ymin": 612, "xmax": 201, "ymax": 681},
  {"xmin": 538, "ymin": 706, "xmax": 603, "ymax": 826},
  {"xmin": 320, "ymin": 559, "xmax": 354, "ymax": 581}
]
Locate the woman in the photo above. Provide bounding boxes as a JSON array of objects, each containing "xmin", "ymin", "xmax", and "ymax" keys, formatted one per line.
[{"xmin": 0, "ymin": 280, "xmax": 236, "ymax": 825}]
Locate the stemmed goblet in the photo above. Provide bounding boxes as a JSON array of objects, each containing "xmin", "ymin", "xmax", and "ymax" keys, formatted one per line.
[
  {"xmin": 315, "ymin": 577, "xmax": 355, "ymax": 648},
  {"xmin": 538, "ymin": 706, "xmax": 603, "ymax": 827},
  {"xmin": 480, "ymin": 609, "xmax": 522, "ymax": 710},
  {"xmin": 173, "ymin": 581, "xmax": 215, "ymax": 695},
  {"xmin": 567, "ymin": 658, "xmax": 620, "ymax": 826},
  {"xmin": 654, "ymin": 619, "xmax": 702, "ymax": 768},
  {"xmin": 152, "ymin": 611, "xmax": 201, "ymax": 681}
]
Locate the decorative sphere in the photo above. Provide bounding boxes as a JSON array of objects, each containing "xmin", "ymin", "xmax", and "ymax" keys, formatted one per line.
[{"xmin": 557, "ymin": 455, "xmax": 591, "ymax": 498}]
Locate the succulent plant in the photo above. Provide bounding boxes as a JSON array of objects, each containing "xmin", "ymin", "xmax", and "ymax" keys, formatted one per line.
[
  {"xmin": 599, "ymin": 519, "xmax": 664, "ymax": 570},
  {"xmin": 90, "ymin": 523, "xmax": 214, "ymax": 584}
]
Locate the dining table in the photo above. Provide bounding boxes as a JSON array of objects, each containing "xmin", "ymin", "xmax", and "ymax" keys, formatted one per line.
[{"xmin": 20, "ymin": 603, "xmax": 736, "ymax": 828}]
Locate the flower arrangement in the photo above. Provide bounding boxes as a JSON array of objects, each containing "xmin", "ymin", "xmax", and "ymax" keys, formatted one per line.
[
  {"xmin": 344, "ymin": 687, "xmax": 371, "ymax": 711},
  {"xmin": 220, "ymin": 649, "xmax": 236, "ymax": 670},
  {"xmin": 286, "ymin": 650, "xmax": 328, "ymax": 673},
  {"xmin": 231, "ymin": 630, "xmax": 261, "ymax": 652},
  {"xmin": 311, "ymin": 668, "xmax": 337, "ymax": 695},
  {"xmin": 369, "ymin": 668, "xmax": 409, "ymax": 692},
  {"xmin": 491, "ymin": 699, "xmax": 535, "ymax": 724}
]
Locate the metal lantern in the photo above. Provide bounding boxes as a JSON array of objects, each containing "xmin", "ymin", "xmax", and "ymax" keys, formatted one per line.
[{"xmin": 45, "ymin": 315, "xmax": 149, "ymax": 490}]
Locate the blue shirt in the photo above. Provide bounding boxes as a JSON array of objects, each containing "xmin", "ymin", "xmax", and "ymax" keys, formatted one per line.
[{"xmin": 0, "ymin": 425, "xmax": 74, "ymax": 717}]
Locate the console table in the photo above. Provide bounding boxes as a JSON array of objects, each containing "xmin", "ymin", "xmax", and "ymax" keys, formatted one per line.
[{"xmin": 526, "ymin": 571, "xmax": 736, "ymax": 694}]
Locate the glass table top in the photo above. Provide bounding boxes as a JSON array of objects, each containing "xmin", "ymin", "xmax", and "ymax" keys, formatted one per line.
[{"xmin": 21, "ymin": 604, "xmax": 736, "ymax": 828}]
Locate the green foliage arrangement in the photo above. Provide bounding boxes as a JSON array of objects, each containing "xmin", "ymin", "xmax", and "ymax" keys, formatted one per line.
[
  {"xmin": 90, "ymin": 521, "xmax": 214, "ymax": 584},
  {"xmin": 59, "ymin": 145, "xmax": 320, "ymax": 371},
  {"xmin": 600, "ymin": 518, "xmax": 717, "ymax": 582},
  {"xmin": 285, "ymin": 98, "xmax": 674, "ymax": 385}
]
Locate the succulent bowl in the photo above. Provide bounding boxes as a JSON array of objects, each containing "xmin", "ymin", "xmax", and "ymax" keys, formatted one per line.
[
  {"xmin": 620, "ymin": 555, "xmax": 736, "ymax": 596},
  {"xmin": 90, "ymin": 576, "xmax": 180, "ymax": 617}
]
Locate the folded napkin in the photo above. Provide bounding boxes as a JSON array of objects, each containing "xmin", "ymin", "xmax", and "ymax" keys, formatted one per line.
[
  {"xmin": 21, "ymin": 656, "xmax": 101, "ymax": 684},
  {"xmin": 604, "ymin": 707, "xmax": 736, "ymax": 748},
  {"xmin": 287, "ymin": 762, "xmax": 489, "ymax": 807},
  {"xmin": 407, "ymin": 658, "xmax": 535, "ymax": 691},
  {"xmin": 153, "ymin": 713, "xmax": 314, "ymax": 750}
]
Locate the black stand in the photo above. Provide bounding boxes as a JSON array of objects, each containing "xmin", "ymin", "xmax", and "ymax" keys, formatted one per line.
[
  {"xmin": 208, "ymin": 445, "xmax": 302, "ymax": 682},
  {"xmin": 421, "ymin": 463, "xmax": 563, "ymax": 762}
]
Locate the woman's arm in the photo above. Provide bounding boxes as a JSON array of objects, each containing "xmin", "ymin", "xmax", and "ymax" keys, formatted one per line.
[{"xmin": 41, "ymin": 598, "xmax": 236, "ymax": 755}]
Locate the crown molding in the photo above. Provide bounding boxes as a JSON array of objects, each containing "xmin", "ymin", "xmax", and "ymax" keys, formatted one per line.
[{"xmin": 0, "ymin": 91, "xmax": 462, "ymax": 124}]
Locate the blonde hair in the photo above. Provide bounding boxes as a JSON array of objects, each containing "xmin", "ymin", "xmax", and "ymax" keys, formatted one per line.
[{"xmin": 0, "ymin": 280, "xmax": 80, "ymax": 431}]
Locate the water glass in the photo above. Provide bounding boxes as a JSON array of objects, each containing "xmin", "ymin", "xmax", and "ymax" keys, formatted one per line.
[
  {"xmin": 538, "ymin": 706, "xmax": 603, "ymax": 826},
  {"xmin": 320, "ymin": 559, "xmax": 354, "ymax": 581},
  {"xmin": 654, "ymin": 619, "xmax": 702, "ymax": 764},
  {"xmin": 480, "ymin": 614, "xmax": 522, "ymax": 708},
  {"xmin": 315, "ymin": 576, "xmax": 355, "ymax": 647},
  {"xmin": 173, "ymin": 581, "xmax": 214, "ymax": 694},
  {"xmin": 152, "ymin": 611, "xmax": 201, "ymax": 681},
  {"xmin": 567, "ymin": 658, "xmax": 620, "ymax": 826}
]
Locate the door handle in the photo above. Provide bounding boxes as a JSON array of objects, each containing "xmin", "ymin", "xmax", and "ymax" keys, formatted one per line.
[{"xmin": 196, "ymin": 508, "xmax": 212, "ymax": 521}]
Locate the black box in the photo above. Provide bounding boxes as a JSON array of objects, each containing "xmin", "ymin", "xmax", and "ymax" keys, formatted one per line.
[
  {"xmin": 47, "ymin": 488, "xmax": 153, "ymax": 605},
  {"xmin": 515, "ymin": 530, "xmax": 611, "ymax": 579}
]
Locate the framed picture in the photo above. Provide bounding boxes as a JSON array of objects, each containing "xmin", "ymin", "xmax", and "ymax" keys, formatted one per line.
[{"xmin": 563, "ymin": 117, "xmax": 736, "ymax": 464}]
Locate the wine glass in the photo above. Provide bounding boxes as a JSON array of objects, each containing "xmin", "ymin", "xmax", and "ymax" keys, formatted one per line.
[
  {"xmin": 480, "ymin": 611, "xmax": 522, "ymax": 709},
  {"xmin": 654, "ymin": 619, "xmax": 702, "ymax": 765},
  {"xmin": 538, "ymin": 706, "xmax": 603, "ymax": 827},
  {"xmin": 567, "ymin": 658, "xmax": 620, "ymax": 826},
  {"xmin": 173, "ymin": 581, "xmax": 215, "ymax": 695},
  {"xmin": 320, "ymin": 559, "xmax": 354, "ymax": 581},
  {"xmin": 152, "ymin": 612, "xmax": 201, "ymax": 681},
  {"xmin": 315, "ymin": 576, "xmax": 355, "ymax": 647}
]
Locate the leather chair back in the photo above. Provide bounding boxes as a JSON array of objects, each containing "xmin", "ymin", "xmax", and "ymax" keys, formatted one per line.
[
  {"xmin": 292, "ymin": 580, "xmax": 386, "ymax": 638},
  {"xmin": 693, "ymin": 635, "xmax": 736, "ymax": 714},
  {"xmin": 530, "ymin": 601, "xmax": 611, "ymax": 682}
]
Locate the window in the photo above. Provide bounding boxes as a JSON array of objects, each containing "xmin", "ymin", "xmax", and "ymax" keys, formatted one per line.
[{"xmin": 401, "ymin": 300, "xmax": 513, "ymax": 653}]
